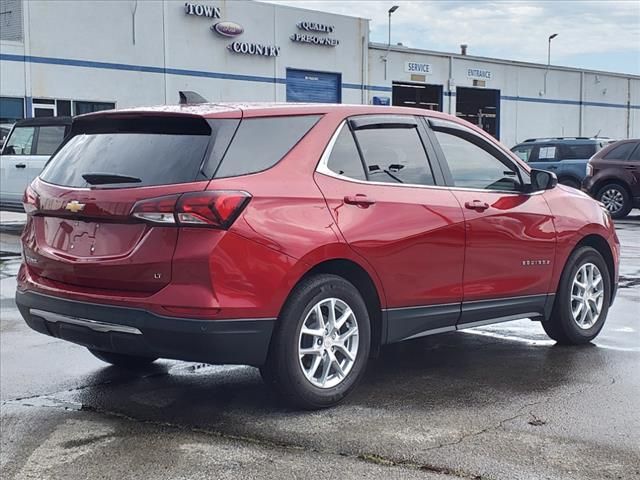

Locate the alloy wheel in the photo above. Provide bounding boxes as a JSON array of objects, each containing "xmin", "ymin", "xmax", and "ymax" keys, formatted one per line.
[
  {"xmin": 570, "ymin": 262, "xmax": 604, "ymax": 329},
  {"xmin": 600, "ymin": 188, "xmax": 624, "ymax": 214},
  {"xmin": 298, "ymin": 297, "xmax": 359, "ymax": 389}
]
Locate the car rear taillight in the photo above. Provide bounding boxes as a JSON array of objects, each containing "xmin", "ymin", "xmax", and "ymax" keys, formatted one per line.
[
  {"xmin": 131, "ymin": 190, "xmax": 251, "ymax": 229},
  {"xmin": 586, "ymin": 162, "xmax": 593, "ymax": 177},
  {"xmin": 22, "ymin": 185, "xmax": 40, "ymax": 214}
]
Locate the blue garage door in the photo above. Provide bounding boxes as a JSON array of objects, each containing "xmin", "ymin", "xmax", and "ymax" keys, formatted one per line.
[{"xmin": 286, "ymin": 69, "xmax": 341, "ymax": 103}]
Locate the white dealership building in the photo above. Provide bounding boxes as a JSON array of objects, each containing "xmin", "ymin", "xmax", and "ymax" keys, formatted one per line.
[{"xmin": 1, "ymin": 0, "xmax": 639, "ymax": 146}]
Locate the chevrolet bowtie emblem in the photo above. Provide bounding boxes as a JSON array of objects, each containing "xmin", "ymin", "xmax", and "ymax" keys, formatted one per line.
[{"xmin": 65, "ymin": 200, "xmax": 85, "ymax": 213}]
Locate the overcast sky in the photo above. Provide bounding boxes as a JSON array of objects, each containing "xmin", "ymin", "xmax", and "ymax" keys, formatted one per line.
[{"xmin": 268, "ymin": 0, "xmax": 640, "ymax": 75}]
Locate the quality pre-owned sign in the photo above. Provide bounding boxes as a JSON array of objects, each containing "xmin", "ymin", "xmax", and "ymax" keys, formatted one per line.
[{"xmin": 290, "ymin": 20, "xmax": 339, "ymax": 47}]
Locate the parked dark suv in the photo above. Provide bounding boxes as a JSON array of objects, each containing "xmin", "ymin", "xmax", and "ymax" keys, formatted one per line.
[
  {"xmin": 512, "ymin": 137, "xmax": 612, "ymax": 189},
  {"xmin": 582, "ymin": 139, "xmax": 640, "ymax": 218}
]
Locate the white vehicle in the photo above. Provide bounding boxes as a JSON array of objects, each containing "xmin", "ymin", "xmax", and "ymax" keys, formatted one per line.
[{"xmin": 0, "ymin": 117, "xmax": 71, "ymax": 212}]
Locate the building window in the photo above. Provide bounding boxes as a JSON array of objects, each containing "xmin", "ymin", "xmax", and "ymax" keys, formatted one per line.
[
  {"xmin": 0, "ymin": 0, "xmax": 23, "ymax": 42},
  {"xmin": 73, "ymin": 101, "xmax": 116, "ymax": 115},
  {"xmin": 0, "ymin": 96, "xmax": 24, "ymax": 123}
]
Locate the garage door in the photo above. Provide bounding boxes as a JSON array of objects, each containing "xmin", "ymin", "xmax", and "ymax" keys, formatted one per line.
[{"xmin": 286, "ymin": 69, "xmax": 341, "ymax": 103}]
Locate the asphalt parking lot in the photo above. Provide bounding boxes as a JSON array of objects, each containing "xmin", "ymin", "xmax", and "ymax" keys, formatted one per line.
[{"xmin": 1, "ymin": 212, "xmax": 638, "ymax": 480}]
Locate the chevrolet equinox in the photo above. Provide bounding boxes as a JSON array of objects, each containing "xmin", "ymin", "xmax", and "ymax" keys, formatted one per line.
[{"xmin": 17, "ymin": 104, "xmax": 620, "ymax": 409}]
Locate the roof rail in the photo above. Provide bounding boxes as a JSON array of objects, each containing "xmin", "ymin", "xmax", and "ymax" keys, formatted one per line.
[{"xmin": 523, "ymin": 136, "xmax": 609, "ymax": 143}]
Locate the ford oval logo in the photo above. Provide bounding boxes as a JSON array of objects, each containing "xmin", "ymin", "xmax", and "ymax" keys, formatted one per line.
[{"xmin": 212, "ymin": 21, "xmax": 244, "ymax": 38}]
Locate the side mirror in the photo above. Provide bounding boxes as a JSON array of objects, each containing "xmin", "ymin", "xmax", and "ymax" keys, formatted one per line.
[{"xmin": 530, "ymin": 168, "xmax": 557, "ymax": 191}]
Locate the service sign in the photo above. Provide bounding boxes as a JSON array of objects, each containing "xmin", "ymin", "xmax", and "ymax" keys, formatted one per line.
[
  {"xmin": 404, "ymin": 62, "xmax": 432, "ymax": 74},
  {"xmin": 467, "ymin": 68, "xmax": 492, "ymax": 80}
]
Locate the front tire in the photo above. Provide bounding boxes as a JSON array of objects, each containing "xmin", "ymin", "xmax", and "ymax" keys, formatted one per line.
[
  {"xmin": 89, "ymin": 349, "xmax": 158, "ymax": 368},
  {"xmin": 260, "ymin": 274, "xmax": 371, "ymax": 409},
  {"xmin": 542, "ymin": 246, "xmax": 611, "ymax": 344},
  {"xmin": 597, "ymin": 183, "xmax": 632, "ymax": 219}
]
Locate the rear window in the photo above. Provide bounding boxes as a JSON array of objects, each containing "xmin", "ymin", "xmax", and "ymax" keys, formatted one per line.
[
  {"xmin": 41, "ymin": 115, "xmax": 222, "ymax": 188},
  {"xmin": 213, "ymin": 115, "xmax": 320, "ymax": 178}
]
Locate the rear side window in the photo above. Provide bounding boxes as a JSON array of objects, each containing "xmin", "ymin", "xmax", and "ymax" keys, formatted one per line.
[
  {"xmin": 603, "ymin": 142, "xmax": 636, "ymax": 160},
  {"xmin": 557, "ymin": 144, "xmax": 597, "ymax": 160},
  {"xmin": 326, "ymin": 127, "xmax": 366, "ymax": 180},
  {"xmin": 537, "ymin": 145, "xmax": 557, "ymax": 162},
  {"xmin": 35, "ymin": 125, "xmax": 66, "ymax": 155},
  {"xmin": 629, "ymin": 144, "xmax": 640, "ymax": 162},
  {"xmin": 214, "ymin": 115, "xmax": 320, "ymax": 178},
  {"xmin": 354, "ymin": 127, "xmax": 435, "ymax": 185}
]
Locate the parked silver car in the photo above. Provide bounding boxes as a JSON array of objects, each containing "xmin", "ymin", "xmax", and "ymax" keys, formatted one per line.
[{"xmin": 0, "ymin": 117, "xmax": 71, "ymax": 211}]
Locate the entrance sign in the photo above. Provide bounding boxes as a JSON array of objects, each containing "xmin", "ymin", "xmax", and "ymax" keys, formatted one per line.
[{"xmin": 467, "ymin": 68, "xmax": 492, "ymax": 80}]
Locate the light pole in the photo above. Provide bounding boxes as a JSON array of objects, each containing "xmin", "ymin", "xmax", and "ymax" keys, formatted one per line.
[
  {"xmin": 383, "ymin": 5, "xmax": 399, "ymax": 80},
  {"xmin": 548, "ymin": 33, "xmax": 558, "ymax": 67},
  {"xmin": 542, "ymin": 33, "xmax": 558, "ymax": 96}
]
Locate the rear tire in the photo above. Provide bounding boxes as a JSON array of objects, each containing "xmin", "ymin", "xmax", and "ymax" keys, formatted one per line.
[
  {"xmin": 89, "ymin": 349, "xmax": 158, "ymax": 368},
  {"xmin": 597, "ymin": 183, "xmax": 632, "ymax": 219},
  {"xmin": 260, "ymin": 274, "xmax": 371, "ymax": 409},
  {"xmin": 542, "ymin": 246, "xmax": 611, "ymax": 345}
]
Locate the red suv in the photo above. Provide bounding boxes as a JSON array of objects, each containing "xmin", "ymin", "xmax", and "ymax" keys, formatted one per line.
[{"xmin": 17, "ymin": 104, "xmax": 620, "ymax": 408}]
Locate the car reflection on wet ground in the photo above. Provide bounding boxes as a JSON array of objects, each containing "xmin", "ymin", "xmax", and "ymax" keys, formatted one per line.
[{"xmin": 1, "ymin": 212, "xmax": 638, "ymax": 480}]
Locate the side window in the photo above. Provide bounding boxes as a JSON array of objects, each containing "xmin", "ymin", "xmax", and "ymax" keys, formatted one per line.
[
  {"xmin": 512, "ymin": 145, "xmax": 534, "ymax": 162},
  {"xmin": 353, "ymin": 127, "xmax": 435, "ymax": 185},
  {"xmin": 35, "ymin": 125, "xmax": 66, "ymax": 155},
  {"xmin": 629, "ymin": 143, "xmax": 640, "ymax": 162},
  {"xmin": 327, "ymin": 127, "xmax": 366, "ymax": 180},
  {"xmin": 2, "ymin": 126, "xmax": 35, "ymax": 155},
  {"xmin": 215, "ymin": 115, "xmax": 321, "ymax": 178},
  {"xmin": 537, "ymin": 144, "xmax": 557, "ymax": 162},
  {"xmin": 434, "ymin": 129, "xmax": 521, "ymax": 192},
  {"xmin": 603, "ymin": 142, "xmax": 636, "ymax": 161},
  {"xmin": 558, "ymin": 143, "xmax": 597, "ymax": 160}
]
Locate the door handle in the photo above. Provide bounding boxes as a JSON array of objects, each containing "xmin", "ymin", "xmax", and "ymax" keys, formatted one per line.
[
  {"xmin": 15, "ymin": 163, "xmax": 26, "ymax": 169},
  {"xmin": 464, "ymin": 200, "xmax": 490, "ymax": 211},
  {"xmin": 547, "ymin": 166, "xmax": 558, "ymax": 170},
  {"xmin": 344, "ymin": 194, "xmax": 376, "ymax": 208}
]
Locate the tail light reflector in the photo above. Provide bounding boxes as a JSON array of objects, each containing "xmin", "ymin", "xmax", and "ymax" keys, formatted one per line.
[
  {"xmin": 22, "ymin": 184, "xmax": 40, "ymax": 214},
  {"xmin": 131, "ymin": 190, "xmax": 251, "ymax": 229}
]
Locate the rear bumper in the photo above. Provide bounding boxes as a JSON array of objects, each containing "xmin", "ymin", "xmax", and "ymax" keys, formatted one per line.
[{"xmin": 16, "ymin": 290, "xmax": 275, "ymax": 366}]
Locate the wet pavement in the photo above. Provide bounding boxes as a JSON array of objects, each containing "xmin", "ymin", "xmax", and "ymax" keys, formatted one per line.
[{"xmin": 1, "ymin": 213, "xmax": 639, "ymax": 480}]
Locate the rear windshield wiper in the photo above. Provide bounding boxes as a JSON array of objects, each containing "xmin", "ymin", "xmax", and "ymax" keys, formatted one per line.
[{"xmin": 82, "ymin": 173, "xmax": 142, "ymax": 185}]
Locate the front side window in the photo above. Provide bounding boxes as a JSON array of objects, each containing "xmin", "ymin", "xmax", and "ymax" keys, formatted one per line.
[
  {"xmin": 35, "ymin": 125, "xmax": 66, "ymax": 155},
  {"xmin": 326, "ymin": 126, "xmax": 366, "ymax": 180},
  {"xmin": 2, "ymin": 126, "xmax": 35, "ymax": 155},
  {"xmin": 512, "ymin": 145, "xmax": 534, "ymax": 162},
  {"xmin": 434, "ymin": 129, "xmax": 521, "ymax": 191},
  {"xmin": 353, "ymin": 126, "xmax": 435, "ymax": 185}
]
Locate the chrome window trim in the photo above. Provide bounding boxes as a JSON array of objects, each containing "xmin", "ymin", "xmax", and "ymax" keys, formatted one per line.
[{"xmin": 316, "ymin": 118, "xmax": 544, "ymax": 196}]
